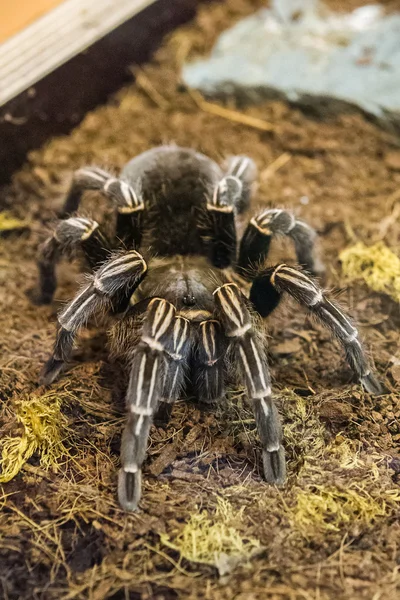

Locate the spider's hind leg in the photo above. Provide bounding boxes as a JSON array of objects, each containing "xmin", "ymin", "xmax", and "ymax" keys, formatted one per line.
[
  {"xmin": 223, "ymin": 155, "xmax": 257, "ymax": 214},
  {"xmin": 60, "ymin": 166, "xmax": 145, "ymax": 248},
  {"xmin": 238, "ymin": 208, "xmax": 324, "ymax": 278},
  {"xmin": 206, "ymin": 156, "xmax": 257, "ymax": 269},
  {"xmin": 37, "ymin": 217, "xmax": 111, "ymax": 304}
]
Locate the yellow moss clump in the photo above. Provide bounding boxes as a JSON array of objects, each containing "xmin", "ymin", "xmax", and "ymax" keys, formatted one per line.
[
  {"xmin": 0, "ymin": 392, "xmax": 71, "ymax": 483},
  {"xmin": 0, "ymin": 211, "xmax": 28, "ymax": 232},
  {"xmin": 290, "ymin": 485, "xmax": 400, "ymax": 537},
  {"xmin": 282, "ymin": 391, "xmax": 327, "ymax": 474},
  {"xmin": 160, "ymin": 496, "xmax": 260, "ymax": 569},
  {"xmin": 340, "ymin": 242, "xmax": 400, "ymax": 302}
]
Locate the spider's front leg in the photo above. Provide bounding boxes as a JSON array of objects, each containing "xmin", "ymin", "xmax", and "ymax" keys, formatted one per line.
[
  {"xmin": 194, "ymin": 319, "xmax": 227, "ymax": 403},
  {"xmin": 37, "ymin": 217, "xmax": 111, "ymax": 304},
  {"xmin": 250, "ymin": 264, "xmax": 382, "ymax": 394},
  {"xmin": 238, "ymin": 208, "xmax": 324, "ymax": 277},
  {"xmin": 41, "ymin": 250, "xmax": 147, "ymax": 383},
  {"xmin": 119, "ymin": 299, "xmax": 191, "ymax": 511},
  {"xmin": 213, "ymin": 283, "xmax": 286, "ymax": 484},
  {"xmin": 60, "ymin": 166, "xmax": 145, "ymax": 248}
]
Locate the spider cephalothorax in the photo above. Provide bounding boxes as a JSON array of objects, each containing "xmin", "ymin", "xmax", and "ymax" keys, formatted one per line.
[{"xmin": 37, "ymin": 145, "xmax": 381, "ymax": 511}]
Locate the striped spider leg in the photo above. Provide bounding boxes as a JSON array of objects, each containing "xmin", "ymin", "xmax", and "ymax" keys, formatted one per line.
[
  {"xmin": 238, "ymin": 207, "xmax": 324, "ymax": 277},
  {"xmin": 38, "ymin": 216, "xmax": 111, "ymax": 304},
  {"xmin": 213, "ymin": 283, "xmax": 286, "ymax": 484},
  {"xmin": 207, "ymin": 176, "xmax": 241, "ymax": 269},
  {"xmin": 207, "ymin": 155, "xmax": 257, "ymax": 269},
  {"xmin": 250, "ymin": 264, "xmax": 382, "ymax": 394},
  {"xmin": 194, "ymin": 319, "xmax": 227, "ymax": 403},
  {"xmin": 223, "ymin": 154, "xmax": 257, "ymax": 214},
  {"xmin": 61, "ymin": 165, "xmax": 145, "ymax": 248},
  {"xmin": 41, "ymin": 250, "xmax": 147, "ymax": 384},
  {"xmin": 118, "ymin": 298, "xmax": 191, "ymax": 511}
]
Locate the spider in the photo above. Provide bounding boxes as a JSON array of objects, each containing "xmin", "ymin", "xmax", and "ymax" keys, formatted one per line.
[{"xmin": 37, "ymin": 145, "xmax": 381, "ymax": 511}]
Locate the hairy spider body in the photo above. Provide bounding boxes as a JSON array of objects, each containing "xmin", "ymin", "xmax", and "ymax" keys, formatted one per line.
[{"xmin": 37, "ymin": 145, "xmax": 381, "ymax": 511}]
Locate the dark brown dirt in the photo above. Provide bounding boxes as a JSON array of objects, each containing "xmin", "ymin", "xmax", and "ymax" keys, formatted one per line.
[{"xmin": 0, "ymin": 1, "xmax": 399, "ymax": 599}]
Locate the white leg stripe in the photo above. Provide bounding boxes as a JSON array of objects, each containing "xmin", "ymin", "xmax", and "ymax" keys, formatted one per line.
[
  {"xmin": 277, "ymin": 273, "xmax": 320, "ymax": 299},
  {"xmin": 104, "ymin": 252, "xmax": 142, "ymax": 269},
  {"xmin": 124, "ymin": 464, "xmax": 138, "ymax": 473},
  {"xmin": 60, "ymin": 293, "xmax": 96, "ymax": 331},
  {"xmin": 142, "ymin": 337, "xmax": 164, "ymax": 352},
  {"xmin": 252, "ymin": 388, "xmax": 272, "ymax": 400},
  {"xmin": 77, "ymin": 168, "xmax": 108, "ymax": 182},
  {"xmin": 60, "ymin": 284, "xmax": 92, "ymax": 318},
  {"xmin": 67, "ymin": 218, "xmax": 89, "ymax": 230},
  {"xmin": 169, "ymin": 365, "xmax": 180, "ymax": 397},
  {"xmin": 130, "ymin": 405, "xmax": 153, "ymax": 416},
  {"xmin": 104, "ymin": 177, "xmax": 119, "ymax": 192},
  {"xmin": 267, "ymin": 443, "xmax": 280, "ymax": 452},
  {"xmin": 236, "ymin": 158, "xmax": 249, "ymax": 178},
  {"xmin": 121, "ymin": 181, "xmax": 134, "ymax": 206},
  {"xmin": 135, "ymin": 414, "xmax": 144, "ymax": 436},
  {"xmin": 238, "ymin": 345, "xmax": 255, "ymax": 395},
  {"xmin": 318, "ymin": 306, "xmax": 357, "ymax": 340},
  {"xmin": 279, "ymin": 266, "xmax": 312, "ymax": 283},
  {"xmin": 147, "ymin": 357, "xmax": 159, "ymax": 408},
  {"xmin": 226, "ymin": 323, "xmax": 251, "ymax": 338},
  {"xmin": 96, "ymin": 262, "xmax": 142, "ymax": 280},
  {"xmin": 261, "ymin": 398, "xmax": 270, "ymax": 416},
  {"xmin": 308, "ymin": 290, "xmax": 323, "ymax": 306},
  {"xmin": 155, "ymin": 305, "xmax": 175, "ymax": 340},
  {"xmin": 135, "ymin": 354, "xmax": 146, "ymax": 406},
  {"xmin": 250, "ymin": 337, "xmax": 268, "ymax": 391}
]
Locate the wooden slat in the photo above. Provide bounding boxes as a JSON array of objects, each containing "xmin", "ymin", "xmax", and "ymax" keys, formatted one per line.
[
  {"xmin": 0, "ymin": 0, "xmax": 156, "ymax": 107},
  {"xmin": 0, "ymin": 0, "xmax": 206, "ymax": 183}
]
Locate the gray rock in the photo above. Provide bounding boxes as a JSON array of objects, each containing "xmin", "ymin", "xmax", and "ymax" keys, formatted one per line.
[{"xmin": 182, "ymin": 3, "xmax": 400, "ymax": 131}]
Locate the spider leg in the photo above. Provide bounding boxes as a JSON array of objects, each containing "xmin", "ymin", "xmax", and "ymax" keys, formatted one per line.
[
  {"xmin": 213, "ymin": 283, "xmax": 286, "ymax": 484},
  {"xmin": 207, "ymin": 177, "xmax": 240, "ymax": 269},
  {"xmin": 41, "ymin": 250, "xmax": 147, "ymax": 384},
  {"xmin": 238, "ymin": 208, "xmax": 324, "ymax": 278},
  {"xmin": 155, "ymin": 315, "xmax": 191, "ymax": 424},
  {"xmin": 222, "ymin": 155, "xmax": 257, "ymax": 213},
  {"xmin": 37, "ymin": 216, "xmax": 111, "ymax": 304},
  {"xmin": 250, "ymin": 264, "xmax": 382, "ymax": 394},
  {"xmin": 118, "ymin": 299, "xmax": 191, "ymax": 511},
  {"xmin": 60, "ymin": 166, "xmax": 145, "ymax": 248},
  {"xmin": 193, "ymin": 319, "xmax": 227, "ymax": 403}
]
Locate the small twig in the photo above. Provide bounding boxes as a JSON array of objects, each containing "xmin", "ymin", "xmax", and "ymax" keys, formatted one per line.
[
  {"xmin": 142, "ymin": 541, "xmax": 195, "ymax": 577},
  {"xmin": 187, "ymin": 88, "xmax": 274, "ymax": 132},
  {"xmin": 343, "ymin": 216, "xmax": 358, "ymax": 243},
  {"xmin": 260, "ymin": 152, "xmax": 292, "ymax": 181},
  {"xmin": 377, "ymin": 203, "xmax": 400, "ymax": 241},
  {"xmin": 385, "ymin": 187, "xmax": 400, "ymax": 210},
  {"xmin": 131, "ymin": 66, "xmax": 170, "ymax": 110}
]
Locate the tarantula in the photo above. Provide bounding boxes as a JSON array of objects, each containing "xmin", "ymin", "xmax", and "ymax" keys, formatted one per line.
[{"xmin": 37, "ymin": 145, "xmax": 381, "ymax": 511}]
